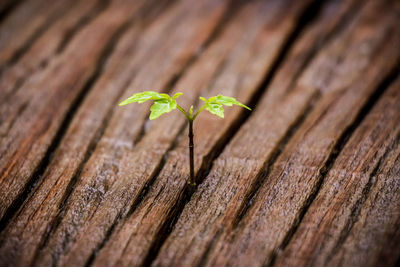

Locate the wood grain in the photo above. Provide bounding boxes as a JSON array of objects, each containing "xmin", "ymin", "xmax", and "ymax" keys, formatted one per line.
[
  {"xmin": 0, "ymin": 0, "xmax": 103, "ymax": 104},
  {"xmin": 0, "ymin": 0, "xmax": 229, "ymax": 265},
  {"xmin": 274, "ymin": 77, "xmax": 400, "ymax": 267},
  {"xmin": 0, "ymin": 0, "xmax": 399, "ymax": 266},
  {"xmin": 153, "ymin": 0, "xmax": 400, "ymax": 266},
  {"xmin": 0, "ymin": 0, "xmax": 155, "ymax": 222},
  {"xmin": 90, "ymin": 1, "xmax": 316, "ymax": 266},
  {"xmin": 0, "ymin": 0, "xmax": 75, "ymax": 67}
]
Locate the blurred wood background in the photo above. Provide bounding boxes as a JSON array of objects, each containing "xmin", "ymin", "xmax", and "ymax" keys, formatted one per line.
[{"xmin": 0, "ymin": 0, "xmax": 399, "ymax": 266}]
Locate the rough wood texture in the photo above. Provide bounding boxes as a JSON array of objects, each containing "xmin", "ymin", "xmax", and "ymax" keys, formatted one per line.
[
  {"xmin": 154, "ymin": 0, "xmax": 400, "ymax": 266},
  {"xmin": 0, "ymin": 0, "xmax": 399, "ymax": 266},
  {"xmin": 274, "ymin": 77, "xmax": 400, "ymax": 267}
]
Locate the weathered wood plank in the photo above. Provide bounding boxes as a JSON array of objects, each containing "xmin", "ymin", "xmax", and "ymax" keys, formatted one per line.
[
  {"xmin": 153, "ymin": 0, "xmax": 400, "ymax": 266},
  {"xmin": 0, "ymin": 0, "xmax": 160, "ymax": 247},
  {"xmin": 87, "ymin": 0, "xmax": 319, "ymax": 266},
  {"xmin": 274, "ymin": 77, "xmax": 400, "ymax": 267},
  {"xmin": 1, "ymin": 0, "xmax": 398, "ymax": 266},
  {"xmin": 33, "ymin": 1, "xmax": 232, "ymax": 266},
  {"xmin": 0, "ymin": 0, "xmax": 229, "ymax": 266},
  {"xmin": 0, "ymin": 0, "xmax": 75, "ymax": 67},
  {"xmin": 0, "ymin": 0, "xmax": 103, "ymax": 104},
  {"xmin": 0, "ymin": 0, "xmax": 22, "ymax": 19}
]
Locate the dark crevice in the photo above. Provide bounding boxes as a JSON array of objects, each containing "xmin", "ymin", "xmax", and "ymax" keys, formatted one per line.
[
  {"xmin": 131, "ymin": 0, "xmax": 238, "ymax": 146},
  {"xmin": 232, "ymin": 91, "xmax": 320, "ymax": 228},
  {"xmin": 28, "ymin": 6, "xmax": 169, "ymax": 262},
  {"xmin": 325, "ymin": 156, "xmax": 383, "ymax": 264},
  {"xmin": 84, "ymin": 107, "xmax": 189, "ymax": 267},
  {"xmin": 84, "ymin": 1, "xmax": 247, "ymax": 264},
  {"xmin": 32, "ymin": 83, "xmax": 126, "ymax": 264},
  {"xmin": 0, "ymin": 101, "xmax": 27, "ymax": 138},
  {"xmin": 140, "ymin": 0, "xmax": 328, "ymax": 265},
  {"xmin": 282, "ymin": 0, "xmax": 365, "ymax": 96},
  {"xmin": 84, "ymin": 209, "xmax": 123, "ymax": 267},
  {"xmin": 1, "ymin": 1, "xmax": 75, "ymax": 72},
  {"xmin": 0, "ymin": 0, "xmax": 110, "ymax": 108},
  {"xmin": 197, "ymin": 229, "xmax": 222, "ymax": 267},
  {"xmin": 0, "ymin": 0, "xmax": 140, "ymax": 238},
  {"xmin": 326, "ymin": 128, "xmax": 400, "ymax": 264},
  {"xmin": 32, "ymin": 1, "xmax": 190, "ymax": 264},
  {"xmin": 83, "ymin": 1, "xmax": 248, "ymax": 264},
  {"xmin": 0, "ymin": 0, "xmax": 23, "ymax": 24},
  {"xmin": 266, "ymin": 61, "xmax": 400, "ymax": 267},
  {"xmin": 109, "ymin": 133, "xmax": 186, "ymax": 261},
  {"xmin": 56, "ymin": 0, "xmax": 110, "ymax": 53},
  {"xmin": 128, "ymin": 122, "xmax": 188, "ymax": 219},
  {"xmin": 201, "ymin": 0, "xmax": 329, "ymax": 233},
  {"xmin": 0, "ymin": 72, "xmax": 27, "ymax": 108}
]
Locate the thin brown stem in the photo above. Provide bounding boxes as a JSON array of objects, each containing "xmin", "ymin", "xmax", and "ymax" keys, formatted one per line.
[{"xmin": 188, "ymin": 120, "xmax": 195, "ymax": 187}]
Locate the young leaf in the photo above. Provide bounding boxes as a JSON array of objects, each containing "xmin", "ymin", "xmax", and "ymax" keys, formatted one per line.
[
  {"xmin": 118, "ymin": 91, "xmax": 163, "ymax": 105},
  {"xmin": 119, "ymin": 91, "xmax": 180, "ymax": 120},
  {"xmin": 173, "ymin": 92, "xmax": 183, "ymax": 99},
  {"xmin": 205, "ymin": 102, "xmax": 225, "ymax": 118},
  {"xmin": 209, "ymin": 94, "xmax": 251, "ymax": 110},
  {"xmin": 199, "ymin": 94, "xmax": 251, "ymax": 118},
  {"xmin": 149, "ymin": 98, "xmax": 177, "ymax": 120},
  {"xmin": 189, "ymin": 105, "xmax": 193, "ymax": 117}
]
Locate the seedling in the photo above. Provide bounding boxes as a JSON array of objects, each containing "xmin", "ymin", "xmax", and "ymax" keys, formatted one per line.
[{"xmin": 119, "ymin": 91, "xmax": 251, "ymax": 187}]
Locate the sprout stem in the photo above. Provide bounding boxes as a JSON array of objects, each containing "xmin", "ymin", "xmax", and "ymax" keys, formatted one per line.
[{"xmin": 188, "ymin": 120, "xmax": 195, "ymax": 187}]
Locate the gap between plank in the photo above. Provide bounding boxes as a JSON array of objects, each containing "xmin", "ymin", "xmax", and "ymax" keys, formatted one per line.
[
  {"xmin": 231, "ymin": 0, "xmax": 367, "ymax": 229},
  {"xmin": 140, "ymin": 0, "xmax": 331, "ymax": 265},
  {"xmin": 28, "ymin": 1, "xmax": 177, "ymax": 261},
  {"xmin": 0, "ymin": 0, "xmax": 111, "ymax": 109},
  {"xmin": 1, "ymin": 1, "xmax": 72, "ymax": 73},
  {"xmin": 84, "ymin": 2, "xmax": 246, "ymax": 265},
  {"xmin": 56, "ymin": 0, "xmax": 110, "ymax": 54},
  {"xmin": 232, "ymin": 91, "xmax": 320, "ymax": 228},
  {"xmin": 325, "ymin": 152, "xmax": 384, "ymax": 262},
  {"xmin": 0, "ymin": 7, "xmax": 140, "ymax": 235},
  {"xmin": 282, "ymin": 0, "xmax": 365, "ymax": 96},
  {"xmin": 266, "ymin": 61, "xmax": 400, "ymax": 267},
  {"xmin": 0, "ymin": 0, "xmax": 24, "ymax": 25}
]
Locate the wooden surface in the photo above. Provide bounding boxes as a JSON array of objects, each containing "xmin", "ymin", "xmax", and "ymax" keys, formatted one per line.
[{"xmin": 0, "ymin": 0, "xmax": 399, "ymax": 266}]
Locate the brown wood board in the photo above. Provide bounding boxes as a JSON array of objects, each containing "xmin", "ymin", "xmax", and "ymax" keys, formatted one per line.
[{"xmin": 0, "ymin": 0, "xmax": 399, "ymax": 266}]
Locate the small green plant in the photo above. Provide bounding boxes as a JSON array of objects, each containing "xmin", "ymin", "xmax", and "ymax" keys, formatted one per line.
[{"xmin": 119, "ymin": 91, "xmax": 251, "ymax": 187}]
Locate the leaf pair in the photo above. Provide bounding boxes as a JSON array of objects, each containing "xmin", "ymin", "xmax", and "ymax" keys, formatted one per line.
[
  {"xmin": 119, "ymin": 91, "xmax": 251, "ymax": 120},
  {"xmin": 199, "ymin": 94, "xmax": 251, "ymax": 118},
  {"xmin": 118, "ymin": 91, "xmax": 182, "ymax": 120}
]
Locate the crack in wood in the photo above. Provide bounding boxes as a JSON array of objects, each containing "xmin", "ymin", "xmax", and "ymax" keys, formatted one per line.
[
  {"xmin": 0, "ymin": 0, "xmax": 144, "ymax": 240},
  {"xmin": 325, "ymin": 156, "xmax": 381, "ymax": 262},
  {"xmin": 82, "ymin": 2, "xmax": 248, "ymax": 265},
  {"xmin": 227, "ymin": 0, "xmax": 366, "ymax": 227},
  {"xmin": 266, "ymin": 60, "xmax": 400, "ymax": 267},
  {"xmin": 138, "ymin": 1, "xmax": 334, "ymax": 265},
  {"xmin": 233, "ymin": 91, "xmax": 320, "ymax": 228},
  {"xmin": 0, "ymin": 0, "xmax": 111, "ymax": 109},
  {"xmin": 282, "ymin": 0, "xmax": 366, "ymax": 97},
  {"xmin": 2, "ymin": 0, "xmax": 398, "ymax": 265},
  {"xmin": 56, "ymin": 0, "xmax": 110, "ymax": 54},
  {"xmin": 26, "ymin": 7, "xmax": 179, "ymax": 264},
  {"xmin": 0, "ymin": 0, "xmax": 23, "ymax": 25},
  {"xmin": 1, "ymin": 0, "xmax": 75, "ymax": 72}
]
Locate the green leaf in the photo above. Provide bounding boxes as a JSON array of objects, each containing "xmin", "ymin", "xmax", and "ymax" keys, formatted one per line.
[
  {"xmin": 119, "ymin": 91, "xmax": 181, "ymax": 120},
  {"xmin": 119, "ymin": 91, "xmax": 163, "ymax": 106},
  {"xmin": 199, "ymin": 94, "xmax": 251, "ymax": 118},
  {"xmin": 205, "ymin": 102, "xmax": 224, "ymax": 118},
  {"xmin": 173, "ymin": 92, "xmax": 183, "ymax": 99},
  {"xmin": 149, "ymin": 98, "xmax": 177, "ymax": 120},
  {"xmin": 189, "ymin": 105, "xmax": 193, "ymax": 117},
  {"xmin": 209, "ymin": 94, "xmax": 251, "ymax": 110}
]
